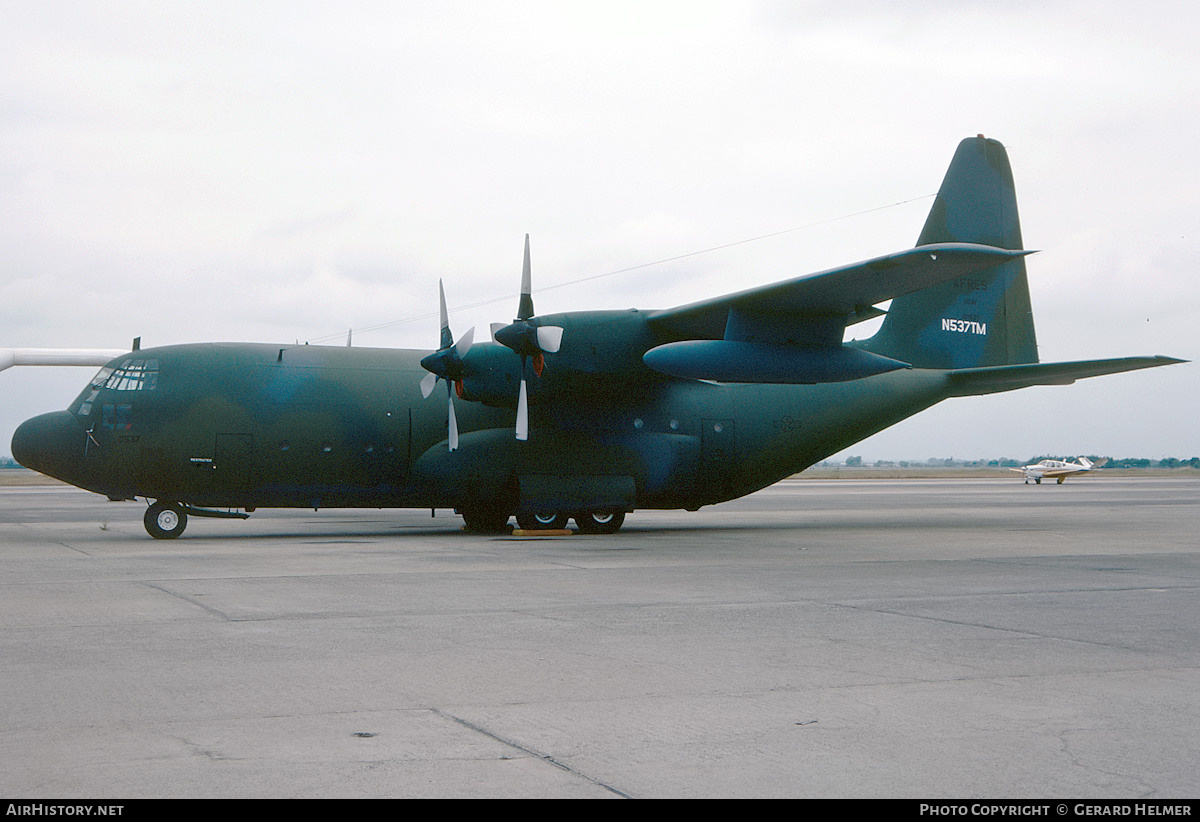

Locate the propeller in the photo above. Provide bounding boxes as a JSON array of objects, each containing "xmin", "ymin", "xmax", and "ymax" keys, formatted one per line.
[
  {"xmin": 491, "ymin": 234, "xmax": 563, "ymax": 441},
  {"xmin": 419, "ymin": 280, "xmax": 474, "ymax": 451}
]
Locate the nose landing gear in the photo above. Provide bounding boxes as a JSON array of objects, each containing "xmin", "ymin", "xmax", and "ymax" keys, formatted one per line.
[{"xmin": 144, "ymin": 501, "xmax": 187, "ymax": 539}]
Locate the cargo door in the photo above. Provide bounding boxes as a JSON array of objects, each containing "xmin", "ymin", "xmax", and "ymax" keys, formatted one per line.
[{"xmin": 214, "ymin": 433, "xmax": 253, "ymax": 494}]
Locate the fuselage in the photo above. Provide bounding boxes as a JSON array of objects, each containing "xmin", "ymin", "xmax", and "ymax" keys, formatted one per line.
[
  {"xmin": 11, "ymin": 341, "xmax": 954, "ymax": 516},
  {"xmin": 1014, "ymin": 459, "xmax": 1093, "ymax": 484},
  {"xmin": 9, "ymin": 137, "xmax": 1182, "ymax": 536}
]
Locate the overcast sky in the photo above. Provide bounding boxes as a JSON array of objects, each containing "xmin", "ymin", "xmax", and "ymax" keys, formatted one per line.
[{"xmin": 2, "ymin": 0, "xmax": 1196, "ymax": 463}]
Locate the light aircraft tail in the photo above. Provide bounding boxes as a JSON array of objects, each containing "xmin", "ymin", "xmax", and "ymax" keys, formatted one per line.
[{"xmin": 861, "ymin": 135, "xmax": 1038, "ymax": 370}]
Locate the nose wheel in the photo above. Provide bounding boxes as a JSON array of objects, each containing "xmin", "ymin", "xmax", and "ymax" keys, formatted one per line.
[{"xmin": 145, "ymin": 501, "xmax": 188, "ymax": 539}]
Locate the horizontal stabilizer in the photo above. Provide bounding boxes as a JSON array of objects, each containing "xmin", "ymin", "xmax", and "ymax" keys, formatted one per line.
[{"xmin": 947, "ymin": 356, "xmax": 1186, "ymax": 397}]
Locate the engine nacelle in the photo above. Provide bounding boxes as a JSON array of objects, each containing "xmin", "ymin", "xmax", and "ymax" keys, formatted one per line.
[{"xmin": 457, "ymin": 343, "xmax": 523, "ymax": 409}]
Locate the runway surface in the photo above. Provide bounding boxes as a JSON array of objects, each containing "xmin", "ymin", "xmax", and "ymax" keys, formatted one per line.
[{"xmin": 1, "ymin": 475, "xmax": 1197, "ymax": 798}]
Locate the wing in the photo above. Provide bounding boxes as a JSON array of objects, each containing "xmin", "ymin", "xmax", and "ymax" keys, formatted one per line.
[
  {"xmin": 1, "ymin": 348, "xmax": 127, "ymax": 372},
  {"xmin": 646, "ymin": 243, "xmax": 1031, "ymax": 343},
  {"xmin": 1038, "ymin": 468, "xmax": 1083, "ymax": 478}
]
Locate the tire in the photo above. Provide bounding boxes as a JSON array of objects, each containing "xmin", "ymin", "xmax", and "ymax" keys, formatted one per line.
[
  {"xmin": 573, "ymin": 510, "xmax": 625, "ymax": 535},
  {"xmin": 460, "ymin": 508, "xmax": 512, "ymax": 534},
  {"xmin": 515, "ymin": 511, "xmax": 569, "ymax": 530},
  {"xmin": 145, "ymin": 501, "xmax": 187, "ymax": 539}
]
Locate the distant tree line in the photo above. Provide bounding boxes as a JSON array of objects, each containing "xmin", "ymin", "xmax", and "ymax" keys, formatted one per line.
[
  {"xmin": 1025, "ymin": 455, "xmax": 1200, "ymax": 469},
  {"xmin": 836, "ymin": 455, "xmax": 1200, "ymax": 469}
]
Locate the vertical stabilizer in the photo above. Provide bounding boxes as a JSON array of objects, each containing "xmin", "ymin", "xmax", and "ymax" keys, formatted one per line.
[{"xmin": 861, "ymin": 136, "xmax": 1038, "ymax": 368}]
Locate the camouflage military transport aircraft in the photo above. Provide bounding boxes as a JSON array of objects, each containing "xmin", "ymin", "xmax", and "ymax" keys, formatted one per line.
[{"xmin": 8, "ymin": 137, "xmax": 1183, "ymax": 538}]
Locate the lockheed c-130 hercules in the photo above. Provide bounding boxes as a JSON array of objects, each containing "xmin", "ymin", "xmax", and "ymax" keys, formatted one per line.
[{"xmin": 7, "ymin": 136, "xmax": 1184, "ymax": 539}]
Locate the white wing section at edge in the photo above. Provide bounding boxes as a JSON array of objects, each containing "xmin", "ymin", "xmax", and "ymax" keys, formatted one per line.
[{"xmin": 0, "ymin": 349, "xmax": 128, "ymax": 372}]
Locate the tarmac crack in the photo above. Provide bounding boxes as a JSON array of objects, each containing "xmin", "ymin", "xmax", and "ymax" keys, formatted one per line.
[
  {"xmin": 430, "ymin": 708, "xmax": 632, "ymax": 798},
  {"xmin": 140, "ymin": 581, "xmax": 238, "ymax": 620},
  {"xmin": 826, "ymin": 599, "xmax": 1168, "ymax": 655}
]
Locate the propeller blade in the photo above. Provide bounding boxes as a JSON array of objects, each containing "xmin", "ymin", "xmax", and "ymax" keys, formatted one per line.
[
  {"xmin": 517, "ymin": 233, "xmax": 534, "ymax": 320},
  {"xmin": 536, "ymin": 325, "xmax": 563, "ymax": 354},
  {"xmin": 515, "ymin": 376, "xmax": 529, "ymax": 441},
  {"xmin": 454, "ymin": 326, "xmax": 474, "ymax": 358},
  {"xmin": 420, "ymin": 371, "xmax": 438, "ymax": 399},
  {"xmin": 491, "ymin": 235, "xmax": 558, "ymax": 442},
  {"xmin": 446, "ymin": 382, "xmax": 459, "ymax": 451},
  {"xmin": 437, "ymin": 280, "xmax": 453, "ymax": 349},
  {"xmin": 420, "ymin": 280, "xmax": 473, "ymax": 450}
]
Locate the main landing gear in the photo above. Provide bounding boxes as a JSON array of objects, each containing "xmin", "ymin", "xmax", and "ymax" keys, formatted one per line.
[
  {"xmin": 461, "ymin": 508, "xmax": 628, "ymax": 534},
  {"xmin": 459, "ymin": 507, "xmax": 513, "ymax": 534},
  {"xmin": 571, "ymin": 511, "xmax": 625, "ymax": 535},
  {"xmin": 472, "ymin": 510, "xmax": 626, "ymax": 534},
  {"xmin": 515, "ymin": 511, "xmax": 570, "ymax": 530}
]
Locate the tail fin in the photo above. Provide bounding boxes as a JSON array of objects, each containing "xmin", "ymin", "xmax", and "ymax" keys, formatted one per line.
[{"xmin": 862, "ymin": 136, "xmax": 1038, "ymax": 369}]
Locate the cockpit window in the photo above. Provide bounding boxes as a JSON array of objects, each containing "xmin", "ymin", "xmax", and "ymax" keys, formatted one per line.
[
  {"xmin": 89, "ymin": 367, "xmax": 114, "ymax": 388},
  {"xmin": 73, "ymin": 360, "xmax": 159, "ymax": 419},
  {"xmin": 101, "ymin": 359, "xmax": 159, "ymax": 391}
]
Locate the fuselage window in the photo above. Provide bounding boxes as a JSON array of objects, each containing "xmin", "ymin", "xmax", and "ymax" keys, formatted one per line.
[
  {"xmin": 77, "ymin": 389, "xmax": 100, "ymax": 417},
  {"xmin": 101, "ymin": 404, "xmax": 133, "ymax": 431}
]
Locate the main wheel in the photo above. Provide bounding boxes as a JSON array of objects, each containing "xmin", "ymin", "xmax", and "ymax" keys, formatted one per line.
[
  {"xmin": 573, "ymin": 510, "xmax": 625, "ymax": 535},
  {"xmin": 515, "ymin": 511, "xmax": 569, "ymax": 530},
  {"xmin": 145, "ymin": 501, "xmax": 187, "ymax": 539},
  {"xmin": 460, "ymin": 508, "xmax": 512, "ymax": 534}
]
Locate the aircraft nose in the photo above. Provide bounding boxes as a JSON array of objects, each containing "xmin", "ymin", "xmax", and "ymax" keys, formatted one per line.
[{"xmin": 11, "ymin": 411, "xmax": 86, "ymax": 481}]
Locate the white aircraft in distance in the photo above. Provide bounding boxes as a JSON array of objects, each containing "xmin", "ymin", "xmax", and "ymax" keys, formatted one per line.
[{"xmin": 1011, "ymin": 457, "xmax": 1102, "ymax": 484}]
